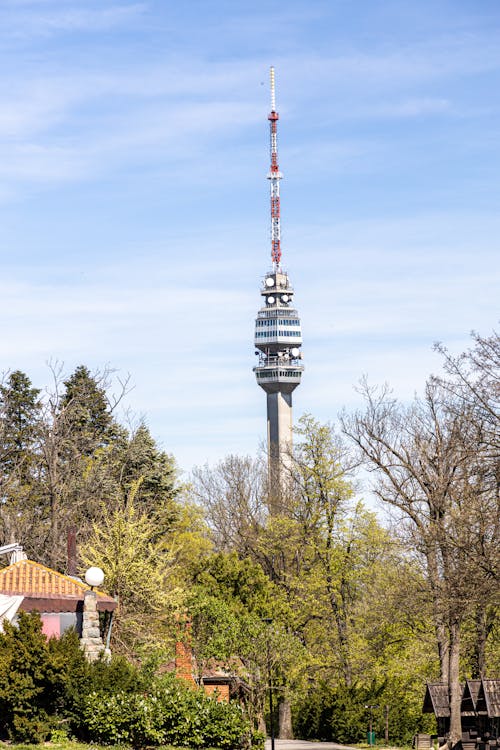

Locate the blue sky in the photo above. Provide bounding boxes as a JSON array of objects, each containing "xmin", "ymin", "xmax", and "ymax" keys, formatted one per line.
[{"xmin": 1, "ymin": 0, "xmax": 499, "ymax": 475}]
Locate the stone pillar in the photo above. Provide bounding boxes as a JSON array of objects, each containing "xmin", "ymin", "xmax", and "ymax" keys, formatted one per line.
[{"xmin": 80, "ymin": 590, "xmax": 104, "ymax": 662}]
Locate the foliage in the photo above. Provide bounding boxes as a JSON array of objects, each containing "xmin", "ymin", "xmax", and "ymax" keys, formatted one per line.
[
  {"xmin": 0, "ymin": 364, "xmax": 206, "ymax": 657},
  {"xmin": 60, "ymin": 365, "xmax": 118, "ymax": 454},
  {"xmin": 0, "ymin": 365, "xmax": 185, "ymax": 574},
  {"xmin": 191, "ymin": 455, "xmax": 266, "ymax": 555},
  {"xmin": 0, "ymin": 612, "xmax": 80, "ymax": 742},
  {"xmin": 1, "ymin": 333, "xmax": 497, "ymax": 745},
  {"xmin": 0, "ymin": 612, "xmax": 256, "ymax": 749},
  {"xmin": 191, "ymin": 413, "xmax": 447, "ymax": 740},
  {"xmin": 342, "ymin": 341, "xmax": 500, "ymax": 743},
  {"xmin": 80, "ymin": 479, "xmax": 185, "ymax": 656},
  {"xmin": 293, "ymin": 680, "xmax": 435, "ymax": 745},
  {"xmin": 81, "ymin": 673, "xmax": 252, "ymax": 749}
]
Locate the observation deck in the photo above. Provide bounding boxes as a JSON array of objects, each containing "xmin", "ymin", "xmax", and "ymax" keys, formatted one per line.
[{"xmin": 253, "ymin": 270, "xmax": 304, "ymax": 394}]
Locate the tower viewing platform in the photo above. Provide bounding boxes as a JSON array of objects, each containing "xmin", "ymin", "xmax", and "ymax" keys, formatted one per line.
[{"xmin": 253, "ymin": 270, "xmax": 304, "ymax": 394}]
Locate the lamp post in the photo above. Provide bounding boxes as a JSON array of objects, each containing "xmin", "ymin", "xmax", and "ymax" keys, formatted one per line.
[
  {"xmin": 262, "ymin": 618, "xmax": 275, "ymax": 750},
  {"xmin": 365, "ymin": 704, "xmax": 379, "ymax": 747}
]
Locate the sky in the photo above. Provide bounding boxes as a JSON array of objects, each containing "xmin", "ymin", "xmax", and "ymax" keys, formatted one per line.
[{"xmin": 1, "ymin": 0, "xmax": 499, "ymax": 477}]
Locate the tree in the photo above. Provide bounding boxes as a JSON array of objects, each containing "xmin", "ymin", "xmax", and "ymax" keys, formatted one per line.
[
  {"xmin": 432, "ymin": 331, "xmax": 500, "ymax": 680},
  {"xmin": 287, "ymin": 414, "xmax": 356, "ymax": 687},
  {"xmin": 187, "ymin": 558, "xmax": 306, "ymax": 738},
  {"xmin": 432, "ymin": 331, "xmax": 500, "ymax": 585},
  {"xmin": 0, "ymin": 371, "xmax": 42, "ymax": 546},
  {"xmin": 434, "ymin": 331, "xmax": 499, "ymax": 447},
  {"xmin": 0, "ymin": 611, "xmax": 86, "ymax": 743},
  {"xmin": 60, "ymin": 365, "xmax": 120, "ymax": 455},
  {"xmin": 0, "ymin": 370, "xmax": 41, "ymax": 475},
  {"xmin": 32, "ymin": 364, "xmax": 125, "ymax": 568},
  {"xmin": 191, "ymin": 416, "xmax": 433, "ymax": 742},
  {"xmin": 81, "ymin": 479, "xmax": 185, "ymax": 657},
  {"xmin": 342, "ymin": 373, "xmax": 499, "ymax": 747},
  {"xmin": 191, "ymin": 455, "xmax": 267, "ymax": 556},
  {"xmin": 118, "ymin": 423, "xmax": 180, "ymax": 536}
]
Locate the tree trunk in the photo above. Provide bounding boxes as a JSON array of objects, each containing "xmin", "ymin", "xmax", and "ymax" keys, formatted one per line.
[
  {"xmin": 471, "ymin": 607, "xmax": 491, "ymax": 679},
  {"xmin": 278, "ymin": 699, "xmax": 293, "ymax": 739},
  {"xmin": 448, "ymin": 620, "xmax": 462, "ymax": 748},
  {"xmin": 437, "ymin": 619, "xmax": 450, "ymax": 683},
  {"xmin": 257, "ymin": 713, "xmax": 266, "ymax": 736}
]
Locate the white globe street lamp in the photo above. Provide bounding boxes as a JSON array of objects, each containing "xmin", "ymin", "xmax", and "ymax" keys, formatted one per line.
[{"xmin": 84, "ymin": 566, "xmax": 104, "ymax": 590}]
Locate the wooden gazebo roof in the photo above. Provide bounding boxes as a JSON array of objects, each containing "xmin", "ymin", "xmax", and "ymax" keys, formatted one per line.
[
  {"xmin": 462, "ymin": 680, "xmax": 483, "ymax": 716},
  {"xmin": 482, "ymin": 680, "xmax": 500, "ymax": 718},
  {"xmin": 423, "ymin": 683, "xmax": 451, "ymax": 718},
  {"xmin": 424, "ymin": 680, "xmax": 500, "ymax": 719}
]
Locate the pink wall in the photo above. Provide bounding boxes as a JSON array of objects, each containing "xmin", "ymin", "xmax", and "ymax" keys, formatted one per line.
[{"xmin": 41, "ymin": 614, "xmax": 60, "ymax": 638}]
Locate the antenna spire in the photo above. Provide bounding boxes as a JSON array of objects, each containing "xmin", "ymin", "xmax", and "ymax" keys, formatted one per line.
[
  {"xmin": 270, "ymin": 65, "xmax": 276, "ymax": 111},
  {"xmin": 267, "ymin": 66, "xmax": 283, "ymax": 268}
]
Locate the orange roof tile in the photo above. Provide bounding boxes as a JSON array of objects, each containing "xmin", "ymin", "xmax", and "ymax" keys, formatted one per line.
[{"xmin": 0, "ymin": 559, "xmax": 112, "ymax": 602}]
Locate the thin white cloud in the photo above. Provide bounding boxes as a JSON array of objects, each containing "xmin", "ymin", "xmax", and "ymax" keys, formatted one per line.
[
  {"xmin": 0, "ymin": 3, "xmax": 147, "ymax": 38},
  {"xmin": 0, "ymin": 26, "xmax": 497, "ymax": 194}
]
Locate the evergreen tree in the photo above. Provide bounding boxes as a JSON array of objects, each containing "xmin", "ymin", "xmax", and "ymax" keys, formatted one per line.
[
  {"xmin": 119, "ymin": 423, "xmax": 180, "ymax": 534},
  {"xmin": 0, "ymin": 370, "xmax": 41, "ymax": 475},
  {"xmin": 61, "ymin": 365, "xmax": 117, "ymax": 454},
  {"xmin": 0, "ymin": 371, "xmax": 42, "ymax": 546}
]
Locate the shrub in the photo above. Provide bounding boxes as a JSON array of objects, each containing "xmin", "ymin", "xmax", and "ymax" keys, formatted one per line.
[
  {"xmin": 81, "ymin": 674, "xmax": 253, "ymax": 749},
  {"xmin": 201, "ymin": 698, "xmax": 248, "ymax": 749},
  {"xmin": 0, "ymin": 612, "xmax": 66, "ymax": 742},
  {"xmin": 0, "ymin": 612, "xmax": 254, "ymax": 748},
  {"xmin": 293, "ymin": 679, "xmax": 436, "ymax": 745}
]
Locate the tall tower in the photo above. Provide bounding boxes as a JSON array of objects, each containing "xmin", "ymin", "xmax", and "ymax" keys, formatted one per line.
[{"xmin": 253, "ymin": 67, "xmax": 304, "ymax": 505}]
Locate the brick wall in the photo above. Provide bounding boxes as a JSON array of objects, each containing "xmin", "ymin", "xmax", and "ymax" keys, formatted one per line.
[
  {"xmin": 175, "ymin": 618, "xmax": 196, "ymax": 687},
  {"xmin": 203, "ymin": 682, "xmax": 230, "ymax": 703}
]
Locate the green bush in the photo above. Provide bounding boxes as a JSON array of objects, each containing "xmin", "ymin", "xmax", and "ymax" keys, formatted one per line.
[
  {"xmin": 0, "ymin": 612, "xmax": 69, "ymax": 742},
  {"xmin": 293, "ymin": 679, "xmax": 435, "ymax": 745},
  {"xmin": 0, "ymin": 612, "xmax": 254, "ymax": 748},
  {"xmin": 81, "ymin": 674, "xmax": 252, "ymax": 749},
  {"xmin": 0, "ymin": 613, "xmax": 143, "ymax": 744}
]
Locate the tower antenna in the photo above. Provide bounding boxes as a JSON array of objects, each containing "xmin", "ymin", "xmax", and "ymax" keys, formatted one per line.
[{"xmin": 268, "ymin": 66, "xmax": 283, "ymax": 268}]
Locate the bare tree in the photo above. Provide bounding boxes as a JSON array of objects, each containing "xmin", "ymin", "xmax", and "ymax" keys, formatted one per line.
[
  {"xmin": 342, "ymin": 371, "xmax": 499, "ymax": 748},
  {"xmin": 191, "ymin": 455, "xmax": 267, "ymax": 556},
  {"xmin": 433, "ymin": 331, "xmax": 500, "ymax": 583}
]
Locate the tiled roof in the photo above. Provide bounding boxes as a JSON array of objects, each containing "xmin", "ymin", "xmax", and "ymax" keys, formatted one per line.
[{"xmin": 0, "ymin": 559, "xmax": 111, "ymax": 602}]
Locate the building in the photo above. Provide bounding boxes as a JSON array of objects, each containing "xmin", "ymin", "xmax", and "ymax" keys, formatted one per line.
[
  {"xmin": 0, "ymin": 557, "xmax": 116, "ymax": 660},
  {"xmin": 174, "ymin": 620, "xmax": 248, "ymax": 704},
  {"xmin": 423, "ymin": 680, "xmax": 500, "ymax": 745}
]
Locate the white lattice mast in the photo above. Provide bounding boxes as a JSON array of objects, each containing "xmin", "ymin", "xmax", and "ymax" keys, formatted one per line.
[{"xmin": 268, "ymin": 66, "xmax": 283, "ymax": 269}]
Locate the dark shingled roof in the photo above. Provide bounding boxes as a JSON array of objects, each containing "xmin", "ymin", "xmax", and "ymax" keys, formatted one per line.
[
  {"xmin": 462, "ymin": 680, "xmax": 483, "ymax": 715},
  {"xmin": 424, "ymin": 680, "xmax": 500, "ymax": 719},
  {"xmin": 482, "ymin": 680, "xmax": 500, "ymax": 718},
  {"xmin": 423, "ymin": 683, "xmax": 451, "ymax": 718}
]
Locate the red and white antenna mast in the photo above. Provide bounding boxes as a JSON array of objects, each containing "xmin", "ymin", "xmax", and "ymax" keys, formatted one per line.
[{"xmin": 267, "ymin": 66, "xmax": 283, "ymax": 269}]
